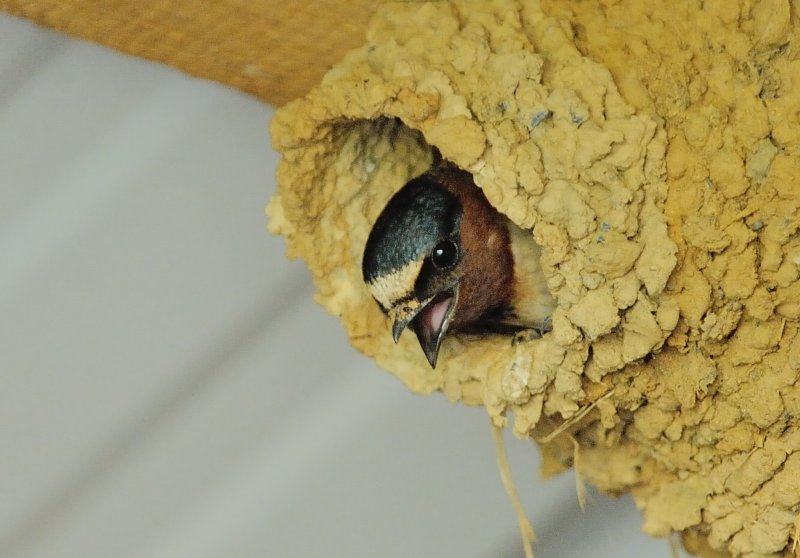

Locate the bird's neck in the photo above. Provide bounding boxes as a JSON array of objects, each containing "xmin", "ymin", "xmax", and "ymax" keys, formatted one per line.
[
  {"xmin": 436, "ymin": 169, "xmax": 516, "ymax": 329},
  {"xmin": 506, "ymin": 222, "xmax": 555, "ymax": 327}
]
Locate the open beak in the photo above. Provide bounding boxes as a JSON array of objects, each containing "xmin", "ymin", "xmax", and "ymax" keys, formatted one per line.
[{"xmin": 390, "ymin": 287, "xmax": 458, "ymax": 368}]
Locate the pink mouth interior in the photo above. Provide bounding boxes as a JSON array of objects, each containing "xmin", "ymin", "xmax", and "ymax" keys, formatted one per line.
[{"xmin": 419, "ymin": 296, "xmax": 453, "ymax": 335}]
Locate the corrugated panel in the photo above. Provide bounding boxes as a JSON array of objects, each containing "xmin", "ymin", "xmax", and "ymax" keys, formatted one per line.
[{"xmin": 0, "ymin": 14, "xmax": 672, "ymax": 558}]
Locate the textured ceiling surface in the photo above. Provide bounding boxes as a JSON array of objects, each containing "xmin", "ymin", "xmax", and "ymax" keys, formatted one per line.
[{"xmin": 0, "ymin": 14, "xmax": 673, "ymax": 558}]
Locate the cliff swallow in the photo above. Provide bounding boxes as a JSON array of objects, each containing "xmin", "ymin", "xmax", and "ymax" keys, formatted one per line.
[{"xmin": 362, "ymin": 163, "xmax": 555, "ymax": 368}]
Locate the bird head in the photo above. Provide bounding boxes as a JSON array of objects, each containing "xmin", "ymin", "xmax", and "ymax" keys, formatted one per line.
[{"xmin": 362, "ymin": 173, "xmax": 464, "ymax": 368}]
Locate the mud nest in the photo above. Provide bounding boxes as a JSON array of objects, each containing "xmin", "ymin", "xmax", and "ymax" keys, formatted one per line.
[{"xmin": 268, "ymin": 1, "xmax": 800, "ymax": 556}]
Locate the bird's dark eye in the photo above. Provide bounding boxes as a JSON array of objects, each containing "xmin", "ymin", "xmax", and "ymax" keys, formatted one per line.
[{"xmin": 431, "ymin": 240, "xmax": 458, "ymax": 269}]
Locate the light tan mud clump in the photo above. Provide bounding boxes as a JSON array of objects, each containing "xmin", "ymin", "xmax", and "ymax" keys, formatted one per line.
[{"xmin": 268, "ymin": 1, "xmax": 800, "ymax": 556}]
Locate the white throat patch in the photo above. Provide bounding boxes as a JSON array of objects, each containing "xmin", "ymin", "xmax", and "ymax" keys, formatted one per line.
[{"xmin": 366, "ymin": 260, "xmax": 423, "ymax": 310}]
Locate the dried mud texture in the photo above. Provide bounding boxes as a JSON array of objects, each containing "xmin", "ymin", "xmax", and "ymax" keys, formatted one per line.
[{"xmin": 269, "ymin": 1, "xmax": 800, "ymax": 556}]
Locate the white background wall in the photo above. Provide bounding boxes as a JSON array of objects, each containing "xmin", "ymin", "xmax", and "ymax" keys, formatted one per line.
[{"xmin": 0, "ymin": 13, "xmax": 677, "ymax": 558}]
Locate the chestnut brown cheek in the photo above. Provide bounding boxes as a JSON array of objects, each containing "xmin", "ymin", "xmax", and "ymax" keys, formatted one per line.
[
  {"xmin": 433, "ymin": 165, "xmax": 515, "ymax": 330},
  {"xmin": 452, "ymin": 219, "xmax": 514, "ymax": 328}
]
